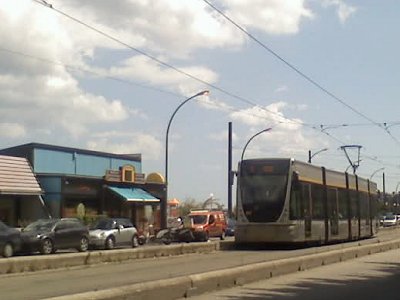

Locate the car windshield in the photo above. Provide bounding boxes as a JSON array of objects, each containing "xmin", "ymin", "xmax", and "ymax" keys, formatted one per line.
[
  {"xmin": 91, "ymin": 219, "xmax": 116, "ymax": 230},
  {"xmin": 385, "ymin": 215, "xmax": 396, "ymax": 220},
  {"xmin": 190, "ymin": 215, "xmax": 208, "ymax": 225},
  {"xmin": 24, "ymin": 219, "xmax": 57, "ymax": 232}
]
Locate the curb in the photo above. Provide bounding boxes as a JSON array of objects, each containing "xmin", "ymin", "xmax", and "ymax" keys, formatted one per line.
[
  {"xmin": 0, "ymin": 242, "xmax": 218, "ymax": 275},
  {"xmin": 43, "ymin": 238, "xmax": 400, "ymax": 300}
]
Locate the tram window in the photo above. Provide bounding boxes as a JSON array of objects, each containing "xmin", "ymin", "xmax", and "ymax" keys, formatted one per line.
[
  {"xmin": 370, "ymin": 194, "xmax": 378, "ymax": 218},
  {"xmin": 360, "ymin": 192, "xmax": 370, "ymax": 224},
  {"xmin": 301, "ymin": 183, "xmax": 311, "ymax": 218},
  {"xmin": 350, "ymin": 190, "xmax": 359, "ymax": 218},
  {"xmin": 311, "ymin": 185, "xmax": 324, "ymax": 220},
  {"xmin": 338, "ymin": 189, "xmax": 348, "ymax": 219},
  {"xmin": 289, "ymin": 188, "xmax": 303, "ymax": 220},
  {"xmin": 327, "ymin": 188, "xmax": 338, "ymax": 217}
]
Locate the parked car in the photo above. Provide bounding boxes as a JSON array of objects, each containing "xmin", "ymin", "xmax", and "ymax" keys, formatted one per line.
[
  {"xmin": 225, "ymin": 218, "xmax": 236, "ymax": 236},
  {"xmin": 89, "ymin": 218, "xmax": 139, "ymax": 249},
  {"xmin": 382, "ymin": 214, "xmax": 397, "ymax": 227},
  {"xmin": 21, "ymin": 218, "xmax": 89, "ymax": 254},
  {"xmin": 379, "ymin": 215, "xmax": 386, "ymax": 226},
  {"xmin": 0, "ymin": 221, "xmax": 22, "ymax": 258}
]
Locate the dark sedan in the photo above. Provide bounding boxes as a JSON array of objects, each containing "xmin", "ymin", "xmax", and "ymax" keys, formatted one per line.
[
  {"xmin": 225, "ymin": 218, "xmax": 236, "ymax": 236},
  {"xmin": 0, "ymin": 221, "xmax": 22, "ymax": 257},
  {"xmin": 21, "ymin": 218, "xmax": 89, "ymax": 255}
]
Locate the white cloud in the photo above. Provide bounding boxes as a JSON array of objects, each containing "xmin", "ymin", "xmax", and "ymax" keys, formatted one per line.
[
  {"xmin": 230, "ymin": 102, "xmax": 291, "ymax": 127},
  {"xmin": 0, "ymin": 123, "xmax": 26, "ymax": 139},
  {"xmin": 57, "ymin": 0, "xmax": 244, "ymax": 57},
  {"xmin": 87, "ymin": 132, "xmax": 162, "ymax": 160},
  {"xmin": 230, "ymin": 101, "xmax": 325, "ymax": 158},
  {"xmin": 196, "ymin": 96, "xmax": 233, "ymax": 113},
  {"xmin": 209, "ymin": 129, "xmax": 239, "ymax": 143},
  {"xmin": 275, "ymin": 85, "xmax": 288, "ymax": 93},
  {"xmin": 219, "ymin": 0, "xmax": 314, "ymax": 35},
  {"xmin": 0, "ymin": 2, "xmax": 130, "ymax": 141},
  {"xmin": 322, "ymin": 0, "xmax": 357, "ymax": 24},
  {"xmin": 104, "ymin": 55, "xmax": 219, "ymax": 96}
]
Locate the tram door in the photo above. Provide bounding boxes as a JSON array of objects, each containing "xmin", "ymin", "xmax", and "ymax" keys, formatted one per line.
[
  {"xmin": 350, "ymin": 191, "xmax": 359, "ymax": 240},
  {"xmin": 303, "ymin": 184, "xmax": 312, "ymax": 238},
  {"xmin": 327, "ymin": 188, "xmax": 339, "ymax": 236}
]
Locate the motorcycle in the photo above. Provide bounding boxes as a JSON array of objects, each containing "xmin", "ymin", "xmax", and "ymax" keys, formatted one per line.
[{"xmin": 155, "ymin": 217, "xmax": 194, "ymax": 245}]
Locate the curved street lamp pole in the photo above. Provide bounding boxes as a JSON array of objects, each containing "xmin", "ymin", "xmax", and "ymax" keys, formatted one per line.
[
  {"xmin": 395, "ymin": 182, "xmax": 400, "ymax": 194},
  {"xmin": 369, "ymin": 167, "xmax": 384, "ymax": 181},
  {"xmin": 308, "ymin": 148, "xmax": 328, "ymax": 163},
  {"xmin": 240, "ymin": 128, "xmax": 272, "ymax": 162},
  {"xmin": 163, "ymin": 90, "xmax": 209, "ymax": 229}
]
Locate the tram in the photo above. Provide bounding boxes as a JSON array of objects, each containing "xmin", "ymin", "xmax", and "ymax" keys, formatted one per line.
[{"xmin": 235, "ymin": 158, "xmax": 379, "ymax": 245}]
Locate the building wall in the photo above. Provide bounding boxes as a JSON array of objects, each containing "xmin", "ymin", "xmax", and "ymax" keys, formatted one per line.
[
  {"xmin": 0, "ymin": 143, "xmax": 163, "ymax": 226},
  {"xmin": 33, "ymin": 149, "xmax": 141, "ymax": 177}
]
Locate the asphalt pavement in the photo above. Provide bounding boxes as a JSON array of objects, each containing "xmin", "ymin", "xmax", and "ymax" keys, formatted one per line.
[{"xmin": 184, "ymin": 248, "xmax": 400, "ymax": 300}]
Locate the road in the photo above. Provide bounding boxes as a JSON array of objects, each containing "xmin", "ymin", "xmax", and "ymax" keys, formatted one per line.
[
  {"xmin": 1, "ymin": 229, "xmax": 399, "ymax": 300},
  {"xmin": 185, "ymin": 247, "xmax": 400, "ymax": 300}
]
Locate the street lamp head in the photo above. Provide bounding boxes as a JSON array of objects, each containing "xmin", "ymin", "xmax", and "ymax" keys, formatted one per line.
[
  {"xmin": 197, "ymin": 90, "xmax": 209, "ymax": 97},
  {"xmin": 308, "ymin": 147, "xmax": 328, "ymax": 163}
]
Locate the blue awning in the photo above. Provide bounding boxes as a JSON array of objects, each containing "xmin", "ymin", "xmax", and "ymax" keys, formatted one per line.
[{"xmin": 106, "ymin": 186, "xmax": 160, "ymax": 202}]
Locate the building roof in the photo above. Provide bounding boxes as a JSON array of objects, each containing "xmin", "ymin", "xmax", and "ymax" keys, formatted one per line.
[
  {"xmin": 0, "ymin": 142, "xmax": 141, "ymax": 162},
  {"xmin": 0, "ymin": 155, "xmax": 43, "ymax": 195}
]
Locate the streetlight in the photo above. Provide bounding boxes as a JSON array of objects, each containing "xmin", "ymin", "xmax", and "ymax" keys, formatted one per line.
[
  {"xmin": 395, "ymin": 182, "xmax": 400, "ymax": 194},
  {"xmin": 369, "ymin": 167, "xmax": 384, "ymax": 181},
  {"xmin": 308, "ymin": 148, "xmax": 328, "ymax": 163},
  {"xmin": 395, "ymin": 182, "xmax": 400, "ymax": 213},
  {"xmin": 240, "ymin": 128, "xmax": 272, "ymax": 161},
  {"xmin": 345, "ymin": 160, "xmax": 362, "ymax": 174},
  {"xmin": 163, "ymin": 90, "xmax": 209, "ymax": 229}
]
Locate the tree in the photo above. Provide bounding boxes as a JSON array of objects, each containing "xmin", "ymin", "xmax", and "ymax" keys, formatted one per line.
[{"xmin": 178, "ymin": 197, "xmax": 202, "ymax": 216}]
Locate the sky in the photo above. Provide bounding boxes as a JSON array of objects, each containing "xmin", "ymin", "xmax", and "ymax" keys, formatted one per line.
[{"xmin": 1, "ymin": 0, "xmax": 399, "ymax": 206}]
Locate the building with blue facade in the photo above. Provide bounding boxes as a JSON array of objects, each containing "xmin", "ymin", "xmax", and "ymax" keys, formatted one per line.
[{"xmin": 0, "ymin": 143, "xmax": 165, "ymax": 229}]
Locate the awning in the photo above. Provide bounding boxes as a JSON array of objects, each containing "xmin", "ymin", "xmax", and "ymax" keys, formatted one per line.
[
  {"xmin": 106, "ymin": 186, "xmax": 160, "ymax": 202},
  {"xmin": 0, "ymin": 155, "xmax": 43, "ymax": 195}
]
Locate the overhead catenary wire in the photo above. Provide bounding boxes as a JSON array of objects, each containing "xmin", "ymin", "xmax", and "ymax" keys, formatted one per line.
[
  {"xmin": 30, "ymin": 0, "xmax": 368, "ymax": 140},
  {"xmin": 30, "ymin": 0, "xmax": 397, "ymax": 176},
  {"xmin": 31, "ymin": 0, "xmax": 310, "ymax": 129},
  {"xmin": 201, "ymin": 0, "xmax": 400, "ymax": 147}
]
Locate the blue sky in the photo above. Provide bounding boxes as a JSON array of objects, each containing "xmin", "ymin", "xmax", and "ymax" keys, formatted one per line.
[{"xmin": 1, "ymin": 0, "xmax": 399, "ymax": 206}]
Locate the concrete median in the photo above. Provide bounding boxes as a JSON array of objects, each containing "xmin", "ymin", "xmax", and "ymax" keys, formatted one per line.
[
  {"xmin": 0, "ymin": 242, "xmax": 218, "ymax": 275},
  {"xmin": 42, "ymin": 238, "xmax": 400, "ymax": 300}
]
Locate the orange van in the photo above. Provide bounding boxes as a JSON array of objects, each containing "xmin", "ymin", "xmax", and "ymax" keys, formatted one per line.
[{"xmin": 187, "ymin": 210, "xmax": 227, "ymax": 241}]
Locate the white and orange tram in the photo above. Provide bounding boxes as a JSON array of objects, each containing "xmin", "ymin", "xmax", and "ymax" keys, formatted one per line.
[{"xmin": 235, "ymin": 158, "xmax": 379, "ymax": 245}]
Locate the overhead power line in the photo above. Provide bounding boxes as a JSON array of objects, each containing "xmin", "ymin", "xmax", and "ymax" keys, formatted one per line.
[
  {"xmin": 30, "ymin": 0, "xmax": 393, "ymax": 167},
  {"xmin": 30, "ymin": 1, "xmax": 334, "ymax": 138},
  {"xmin": 32, "ymin": 0, "xmax": 301, "ymax": 129},
  {"xmin": 201, "ymin": 0, "xmax": 400, "ymax": 147}
]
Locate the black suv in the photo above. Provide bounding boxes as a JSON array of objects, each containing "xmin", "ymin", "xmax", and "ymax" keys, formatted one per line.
[
  {"xmin": 0, "ymin": 221, "xmax": 22, "ymax": 258},
  {"xmin": 21, "ymin": 218, "xmax": 89, "ymax": 254}
]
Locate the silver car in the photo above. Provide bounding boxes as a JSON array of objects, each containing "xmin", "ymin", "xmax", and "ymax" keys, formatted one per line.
[{"xmin": 89, "ymin": 218, "xmax": 139, "ymax": 249}]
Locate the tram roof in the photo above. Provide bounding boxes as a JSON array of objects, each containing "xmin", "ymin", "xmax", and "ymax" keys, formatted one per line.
[{"xmin": 241, "ymin": 158, "xmax": 377, "ymax": 193}]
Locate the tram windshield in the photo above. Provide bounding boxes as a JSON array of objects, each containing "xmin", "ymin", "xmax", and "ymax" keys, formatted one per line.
[{"xmin": 239, "ymin": 160, "xmax": 289, "ymax": 222}]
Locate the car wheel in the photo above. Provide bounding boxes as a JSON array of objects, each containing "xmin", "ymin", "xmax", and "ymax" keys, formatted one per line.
[
  {"xmin": 40, "ymin": 239, "xmax": 54, "ymax": 255},
  {"xmin": 78, "ymin": 237, "xmax": 89, "ymax": 252},
  {"xmin": 2, "ymin": 242, "xmax": 14, "ymax": 258},
  {"xmin": 220, "ymin": 230, "xmax": 226, "ymax": 240},
  {"xmin": 161, "ymin": 232, "xmax": 172, "ymax": 245},
  {"xmin": 131, "ymin": 235, "xmax": 139, "ymax": 248},
  {"xmin": 203, "ymin": 231, "xmax": 209, "ymax": 242},
  {"xmin": 105, "ymin": 236, "xmax": 115, "ymax": 250}
]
